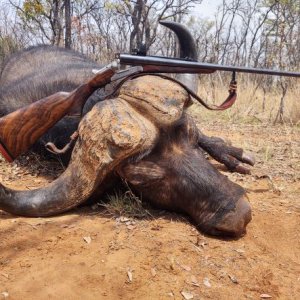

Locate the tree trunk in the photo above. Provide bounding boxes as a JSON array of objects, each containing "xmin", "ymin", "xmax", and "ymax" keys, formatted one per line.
[
  {"xmin": 274, "ymin": 81, "xmax": 288, "ymax": 124},
  {"xmin": 52, "ymin": 0, "xmax": 63, "ymax": 46},
  {"xmin": 65, "ymin": 0, "xmax": 72, "ymax": 49}
]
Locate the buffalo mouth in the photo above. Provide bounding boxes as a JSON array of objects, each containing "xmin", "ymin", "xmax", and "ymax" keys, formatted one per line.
[
  {"xmin": 119, "ymin": 159, "xmax": 252, "ymax": 238},
  {"xmin": 202, "ymin": 196, "xmax": 252, "ymax": 238}
]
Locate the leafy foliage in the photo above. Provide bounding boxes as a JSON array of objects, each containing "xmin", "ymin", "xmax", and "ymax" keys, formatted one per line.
[{"xmin": 22, "ymin": 0, "xmax": 45, "ymax": 20}]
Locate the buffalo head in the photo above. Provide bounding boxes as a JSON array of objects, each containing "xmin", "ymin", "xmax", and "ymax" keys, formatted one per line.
[{"xmin": 0, "ymin": 75, "xmax": 251, "ymax": 237}]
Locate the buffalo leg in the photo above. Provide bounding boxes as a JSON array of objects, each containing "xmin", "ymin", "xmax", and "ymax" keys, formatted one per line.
[{"xmin": 197, "ymin": 131, "xmax": 255, "ymax": 174}]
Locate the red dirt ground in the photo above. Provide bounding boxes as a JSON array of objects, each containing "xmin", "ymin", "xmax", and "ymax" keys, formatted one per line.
[{"xmin": 0, "ymin": 122, "xmax": 299, "ymax": 300}]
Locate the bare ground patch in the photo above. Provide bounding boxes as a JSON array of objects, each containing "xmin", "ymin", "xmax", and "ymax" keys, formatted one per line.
[{"xmin": 0, "ymin": 122, "xmax": 299, "ymax": 300}]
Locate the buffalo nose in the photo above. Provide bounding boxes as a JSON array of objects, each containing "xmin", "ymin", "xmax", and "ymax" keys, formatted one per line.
[{"xmin": 214, "ymin": 197, "xmax": 252, "ymax": 237}]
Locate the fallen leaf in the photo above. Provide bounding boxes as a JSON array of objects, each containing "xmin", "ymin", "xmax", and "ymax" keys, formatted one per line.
[
  {"xmin": 228, "ymin": 274, "xmax": 238, "ymax": 284},
  {"xmin": 83, "ymin": 236, "xmax": 91, "ymax": 244},
  {"xmin": 1, "ymin": 273, "xmax": 9, "ymax": 279},
  {"xmin": 127, "ymin": 270, "xmax": 133, "ymax": 282},
  {"xmin": 235, "ymin": 248, "xmax": 245, "ymax": 254},
  {"xmin": 151, "ymin": 268, "xmax": 157, "ymax": 277},
  {"xmin": 200, "ymin": 242, "xmax": 207, "ymax": 248},
  {"xmin": 61, "ymin": 224, "xmax": 76, "ymax": 229},
  {"xmin": 1, "ymin": 292, "xmax": 9, "ymax": 299},
  {"xmin": 168, "ymin": 257, "xmax": 176, "ymax": 270},
  {"xmin": 196, "ymin": 237, "xmax": 208, "ymax": 248},
  {"xmin": 181, "ymin": 264, "xmax": 191, "ymax": 272},
  {"xmin": 203, "ymin": 277, "xmax": 211, "ymax": 288},
  {"xmin": 260, "ymin": 294, "xmax": 272, "ymax": 299},
  {"xmin": 120, "ymin": 217, "xmax": 130, "ymax": 223},
  {"xmin": 127, "ymin": 225, "xmax": 135, "ymax": 230},
  {"xmin": 190, "ymin": 275, "xmax": 200, "ymax": 286},
  {"xmin": 181, "ymin": 291, "xmax": 193, "ymax": 300},
  {"xmin": 218, "ymin": 270, "xmax": 227, "ymax": 279},
  {"xmin": 91, "ymin": 204, "xmax": 98, "ymax": 210},
  {"xmin": 151, "ymin": 225, "xmax": 162, "ymax": 231}
]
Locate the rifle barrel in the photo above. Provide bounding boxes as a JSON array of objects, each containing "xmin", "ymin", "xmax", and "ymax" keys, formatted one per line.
[{"xmin": 118, "ymin": 54, "xmax": 300, "ymax": 77}]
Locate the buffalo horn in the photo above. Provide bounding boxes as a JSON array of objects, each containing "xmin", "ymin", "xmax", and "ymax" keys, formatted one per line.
[{"xmin": 159, "ymin": 20, "xmax": 199, "ymax": 92}]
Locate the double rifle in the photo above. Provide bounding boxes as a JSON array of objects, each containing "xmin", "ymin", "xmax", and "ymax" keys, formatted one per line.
[{"xmin": 0, "ymin": 52, "xmax": 300, "ymax": 162}]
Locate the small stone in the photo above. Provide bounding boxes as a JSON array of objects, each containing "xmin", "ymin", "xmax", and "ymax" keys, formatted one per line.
[{"xmin": 181, "ymin": 291, "xmax": 193, "ymax": 299}]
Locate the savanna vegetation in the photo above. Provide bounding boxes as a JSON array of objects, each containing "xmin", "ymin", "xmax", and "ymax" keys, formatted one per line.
[
  {"xmin": 0, "ymin": 2, "xmax": 299, "ymax": 299},
  {"xmin": 1, "ymin": 0, "xmax": 300, "ymax": 124}
]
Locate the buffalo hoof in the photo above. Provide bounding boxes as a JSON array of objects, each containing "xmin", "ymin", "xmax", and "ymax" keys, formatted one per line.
[{"xmin": 198, "ymin": 132, "xmax": 255, "ymax": 174}]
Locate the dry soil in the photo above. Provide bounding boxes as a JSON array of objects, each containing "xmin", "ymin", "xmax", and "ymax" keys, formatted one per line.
[{"xmin": 0, "ymin": 122, "xmax": 299, "ymax": 300}]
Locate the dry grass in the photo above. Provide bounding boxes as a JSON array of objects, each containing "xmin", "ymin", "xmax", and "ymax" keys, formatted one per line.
[
  {"xmin": 190, "ymin": 74, "xmax": 300, "ymax": 126},
  {"xmin": 99, "ymin": 185, "xmax": 152, "ymax": 219}
]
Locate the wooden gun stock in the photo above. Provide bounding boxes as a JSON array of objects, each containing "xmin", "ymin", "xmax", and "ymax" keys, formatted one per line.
[
  {"xmin": 0, "ymin": 66, "xmax": 116, "ymax": 162},
  {"xmin": 0, "ymin": 61, "xmax": 217, "ymax": 163}
]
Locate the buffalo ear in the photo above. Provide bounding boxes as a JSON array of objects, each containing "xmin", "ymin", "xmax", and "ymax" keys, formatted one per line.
[{"xmin": 118, "ymin": 161, "xmax": 165, "ymax": 187}]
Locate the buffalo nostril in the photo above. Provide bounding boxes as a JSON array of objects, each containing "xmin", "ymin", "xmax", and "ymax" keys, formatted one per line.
[{"xmin": 213, "ymin": 197, "xmax": 252, "ymax": 237}]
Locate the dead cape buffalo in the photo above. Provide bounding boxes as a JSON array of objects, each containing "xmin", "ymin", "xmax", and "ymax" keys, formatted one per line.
[{"xmin": 0, "ymin": 22, "xmax": 254, "ymax": 237}]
